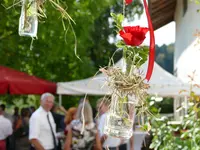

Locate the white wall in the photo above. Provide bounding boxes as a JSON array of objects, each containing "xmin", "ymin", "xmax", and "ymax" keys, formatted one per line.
[{"xmin": 174, "ymin": 0, "xmax": 200, "ymax": 83}]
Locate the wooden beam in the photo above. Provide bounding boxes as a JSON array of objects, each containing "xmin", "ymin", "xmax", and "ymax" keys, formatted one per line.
[
  {"xmin": 152, "ymin": 11, "xmax": 174, "ymax": 24},
  {"xmin": 150, "ymin": 0, "xmax": 175, "ymax": 9},
  {"xmin": 148, "ymin": 0, "xmax": 176, "ymax": 30},
  {"xmin": 151, "ymin": 3, "xmax": 176, "ymax": 19},
  {"xmin": 152, "ymin": 11, "xmax": 174, "ymax": 29},
  {"xmin": 153, "ymin": 17, "xmax": 173, "ymax": 30},
  {"xmin": 151, "ymin": 0, "xmax": 176, "ymax": 15},
  {"xmin": 150, "ymin": 0, "xmax": 164, "ymax": 3}
]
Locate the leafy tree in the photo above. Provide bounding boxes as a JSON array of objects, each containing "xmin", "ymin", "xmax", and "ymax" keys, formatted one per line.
[
  {"xmin": 0, "ymin": 0, "xmax": 116, "ymax": 81},
  {"xmin": 155, "ymin": 43, "xmax": 174, "ymax": 74},
  {"xmin": 0, "ymin": 0, "xmax": 143, "ymax": 107}
]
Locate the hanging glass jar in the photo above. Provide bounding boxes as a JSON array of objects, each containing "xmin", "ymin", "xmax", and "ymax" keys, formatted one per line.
[
  {"xmin": 102, "ymin": 57, "xmax": 148, "ymax": 139},
  {"xmin": 19, "ymin": 0, "xmax": 38, "ymax": 37},
  {"xmin": 104, "ymin": 92, "xmax": 137, "ymax": 139}
]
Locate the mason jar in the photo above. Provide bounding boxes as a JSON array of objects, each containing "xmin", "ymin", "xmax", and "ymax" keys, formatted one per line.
[
  {"xmin": 104, "ymin": 92, "xmax": 137, "ymax": 139},
  {"xmin": 19, "ymin": 0, "xmax": 38, "ymax": 37}
]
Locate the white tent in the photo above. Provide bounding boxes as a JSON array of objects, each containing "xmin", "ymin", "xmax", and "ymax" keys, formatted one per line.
[{"xmin": 57, "ymin": 59, "xmax": 191, "ymax": 97}]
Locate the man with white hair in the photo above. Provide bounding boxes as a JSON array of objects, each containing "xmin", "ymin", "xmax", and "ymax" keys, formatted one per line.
[{"xmin": 29, "ymin": 93, "xmax": 58, "ymax": 150}]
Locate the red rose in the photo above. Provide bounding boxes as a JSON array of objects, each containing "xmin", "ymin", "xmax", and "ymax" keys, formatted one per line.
[
  {"xmin": 119, "ymin": 26, "xmax": 149, "ymax": 46},
  {"xmin": 125, "ymin": 0, "xmax": 133, "ymax": 5}
]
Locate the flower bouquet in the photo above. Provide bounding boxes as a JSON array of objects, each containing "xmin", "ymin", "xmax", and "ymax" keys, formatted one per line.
[{"xmin": 101, "ymin": 0, "xmax": 155, "ymax": 139}]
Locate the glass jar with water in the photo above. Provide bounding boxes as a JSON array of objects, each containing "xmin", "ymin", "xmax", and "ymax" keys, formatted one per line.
[
  {"xmin": 104, "ymin": 92, "xmax": 137, "ymax": 139},
  {"xmin": 19, "ymin": 0, "xmax": 38, "ymax": 37}
]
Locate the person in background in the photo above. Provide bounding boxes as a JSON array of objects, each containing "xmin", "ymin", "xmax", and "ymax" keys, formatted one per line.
[
  {"xmin": 15, "ymin": 108, "xmax": 30, "ymax": 150},
  {"xmin": 29, "ymin": 106, "xmax": 36, "ymax": 116},
  {"xmin": 97, "ymin": 97, "xmax": 121, "ymax": 150},
  {"xmin": 0, "ymin": 104, "xmax": 14, "ymax": 123},
  {"xmin": 95, "ymin": 98, "xmax": 104, "ymax": 125},
  {"xmin": 64, "ymin": 107, "xmax": 77, "ymax": 136},
  {"xmin": 80, "ymin": 97, "xmax": 97, "ymax": 119},
  {"xmin": 96, "ymin": 98, "xmax": 106, "ymax": 118},
  {"xmin": 119, "ymin": 136, "xmax": 134, "ymax": 150},
  {"xmin": 64, "ymin": 107, "xmax": 77, "ymax": 125},
  {"xmin": 13, "ymin": 107, "xmax": 20, "ymax": 129},
  {"xmin": 64, "ymin": 101, "xmax": 102, "ymax": 150},
  {"xmin": 0, "ymin": 104, "xmax": 13, "ymax": 150},
  {"xmin": 51, "ymin": 104, "xmax": 67, "ymax": 131},
  {"xmin": 29, "ymin": 93, "xmax": 58, "ymax": 150},
  {"xmin": 0, "ymin": 104, "xmax": 15, "ymax": 150},
  {"xmin": 51, "ymin": 104, "xmax": 67, "ymax": 150}
]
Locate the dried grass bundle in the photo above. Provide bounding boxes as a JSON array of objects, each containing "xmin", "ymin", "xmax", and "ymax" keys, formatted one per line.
[{"xmin": 100, "ymin": 66, "xmax": 149, "ymax": 109}]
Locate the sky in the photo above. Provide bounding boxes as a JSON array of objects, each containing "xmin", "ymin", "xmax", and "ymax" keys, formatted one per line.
[{"xmin": 124, "ymin": 13, "xmax": 176, "ymax": 46}]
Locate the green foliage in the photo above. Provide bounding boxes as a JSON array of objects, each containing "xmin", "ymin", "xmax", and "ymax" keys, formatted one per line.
[
  {"xmin": 111, "ymin": 5, "xmax": 148, "ymax": 75},
  {"xmin": 191, "ymin": 0, "xmax": 200, "ymax": 5},
  {"xmin": 0, "ymin": 95, "xmax": 39, "ymax": 113},
  {"xmin": 150, "ymin": 85, "xmax": 200, "ymax": 149},
  {"xmin": 147, "ymin": 96, "xmax": 174, "ymax": 114},
  {"xmin": 150, "ymin": 108, "xmax": 200, "ymax": 149},
  {"xmin": 116, "ymin": 40, "xmax": 149, "ymax": 68},
  {"xmin": 110, "ymin": 13, "xmax": 124, "ymax": 31},
  {"xmin": 0, "ymin": 0, "xmax": 143, "ymax": 107},
  {"xmin": 150, "ymin": 117, "xmax": 185, "ymax": 150}
]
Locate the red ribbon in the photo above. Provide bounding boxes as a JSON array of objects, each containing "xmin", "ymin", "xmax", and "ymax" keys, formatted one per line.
[{"xmin": 143, "ymin": 0, "xmax": 155, "ymax": 81}]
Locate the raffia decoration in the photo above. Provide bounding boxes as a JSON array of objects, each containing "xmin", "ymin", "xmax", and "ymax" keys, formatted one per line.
[{"xmin": 100, "ymin": 66, "xmax": 149, "ymax": 108}]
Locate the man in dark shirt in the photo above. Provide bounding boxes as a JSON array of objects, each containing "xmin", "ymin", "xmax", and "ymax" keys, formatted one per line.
[{"xmin": 51, "ymin": 104, "xmax": 67, "ymax": 150}]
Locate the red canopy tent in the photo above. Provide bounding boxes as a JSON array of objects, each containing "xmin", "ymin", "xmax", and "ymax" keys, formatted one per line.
[{"xmin": 0, "ymin": 66, "xmax": 56, "ymax": 95}]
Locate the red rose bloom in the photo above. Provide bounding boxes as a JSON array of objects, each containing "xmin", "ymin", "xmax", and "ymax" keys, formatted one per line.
[
  {"xmin": 125, "ymin": 0, "xmax": 133, "ymax": 5},
  {"xmin": 119, "ymin": 26, "xmax": 149, "ymax": 46}
]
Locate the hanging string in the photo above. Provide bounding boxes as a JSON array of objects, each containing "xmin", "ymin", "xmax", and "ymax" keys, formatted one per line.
[
  {"xmin": 123, "ymin": 0, "xmax": 126, "ymax": 16},
  {"xmin": 81, "ymin": 94, "xmax": 87, "ymax": 134}
]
